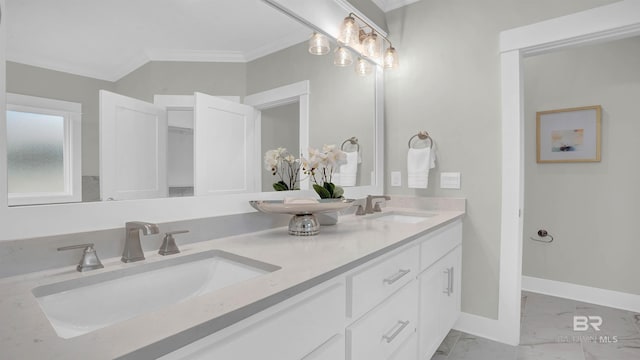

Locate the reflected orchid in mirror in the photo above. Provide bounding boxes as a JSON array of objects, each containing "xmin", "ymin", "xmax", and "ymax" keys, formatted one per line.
[
  {"xmin": 264, "ymin": 148, "xmax": 301, "ymax": 191},
  {"xmin": 302, "ymin": 144, "xmax": 347, "ymax": 199}
]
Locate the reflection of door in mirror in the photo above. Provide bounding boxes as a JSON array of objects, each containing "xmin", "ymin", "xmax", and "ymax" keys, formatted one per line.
[
  {"xmin": 99, "ymin": 90, "xmax": 168, "ymax": 201},
  {"xmin": 99, "ymin": 91, "xmax": 259, "ymax": 200},
  {"xmin": 260, "ymin": 102, "xmax": 300, "ymax": 192}
]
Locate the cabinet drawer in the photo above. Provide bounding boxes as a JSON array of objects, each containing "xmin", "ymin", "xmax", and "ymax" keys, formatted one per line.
[
  {"xmin": 347, "ymin": 244, "xmax": 419, "ymax": 319},
  {"xmin": 419, "ymin": 220, "xmax": 462, "ymax": 272},
  {"xmin": 161, "ymin": 281, "xmax": 345, "ymax": 360},
  {"xmin": 389, "ymin": 333, "xmax": 418, "ymax": 360},
  {"xmin": 347, "ymin": 281, "xmax": 419, "ymax": 360}
]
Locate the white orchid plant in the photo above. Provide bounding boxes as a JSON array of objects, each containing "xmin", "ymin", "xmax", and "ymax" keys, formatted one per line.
[
  {"xmin": 264, "ymin": 147, "xmax": 301, "ymax": 191},
  {"xmin": 302, "ymin": 144, "xmax": 347, "ymax": 199}
]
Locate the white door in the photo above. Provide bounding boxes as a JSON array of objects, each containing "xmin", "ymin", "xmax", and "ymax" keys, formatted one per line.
[
  {"xmin": 194, "ymin": 92, "xmax": 257, "ymax": 196},
  {"xmin": 99, "ymin": 90, "xmax": 168, "ymax": 200}
]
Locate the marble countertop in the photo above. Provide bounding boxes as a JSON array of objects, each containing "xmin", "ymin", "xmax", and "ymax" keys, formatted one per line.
[{"xmin": 0, "ymin": 199, "xmax": 464, "ymax": 359}]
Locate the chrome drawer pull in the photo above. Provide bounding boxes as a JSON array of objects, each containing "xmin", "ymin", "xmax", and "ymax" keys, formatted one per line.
[
  {"xmin": 443, "ymin": 268, "xmax": 451, "ymax": 295},
  {"xmin": 382, "ymin": 320, "xmax": 410, "ymax": 343},
  {"xmin": 383, "ymin": 269, "xmax": 410, "ymax": 285}
]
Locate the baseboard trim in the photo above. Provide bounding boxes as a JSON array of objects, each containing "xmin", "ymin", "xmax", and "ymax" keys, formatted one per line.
[
  {"xmin": 454, "ymin": 312, "xmax": 517, "ymax": 345},
  {"xmin": 522, "ymin": 276, "xmax": 640, "ymax": 313}
]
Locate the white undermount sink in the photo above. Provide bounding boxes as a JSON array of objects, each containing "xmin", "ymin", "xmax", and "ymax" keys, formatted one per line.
[
  {"xmin": 32, "ymin": 250, "xmax": 280, "ymax": 339},
  {"xmin": 372, "ymin": 211, "xmax": 435, "ymax": 224}
]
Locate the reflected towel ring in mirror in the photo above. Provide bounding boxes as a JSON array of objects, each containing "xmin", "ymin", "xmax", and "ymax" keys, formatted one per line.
[
  {"xmin": 408, "ymin": 131, "xmax": 433, "ymax": 149},
  {"xmin": 341, "ymin": 136, "xmax": 360, "ymax": 152}
]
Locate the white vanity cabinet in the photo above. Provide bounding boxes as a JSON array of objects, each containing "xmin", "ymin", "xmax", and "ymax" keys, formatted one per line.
[
  {"xmin": 160, "ymin": 280, "xmax": 346, "ymax": 360},
  {"xmin": 161, "ymin": 219, "xmax": 462, "ymax": 360},
  {"xmin": 417, "ymin": 221, "xmax": 462, "ymax": 360}
]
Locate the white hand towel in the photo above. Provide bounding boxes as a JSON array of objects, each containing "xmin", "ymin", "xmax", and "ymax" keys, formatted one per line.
[
  {"xmin": 339, "ymin": 151, "xmax": 359, "ymax": 187},
  {"xmin": 407, "ymin": 147, "xmax": 436, "ymax": 189}
]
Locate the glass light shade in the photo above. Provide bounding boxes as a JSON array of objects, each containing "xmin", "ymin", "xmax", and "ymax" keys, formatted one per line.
[
  {"xmin": 383, "ymin": 47, "xmax": 399, "ymax": 69},
  {"xmin": 355, "ymin": 58, "xmax": 373, "ymax": 76},
  {"xmin": 362, "ymin": 32, "xmax": 382, "ymax": 60},
  {"xmin": 333, "ymin": 46, "xmax": 353, "ymax": 67},
  {"xmin": 338, "ymin": 16, "xmax": 360, "ymax": 47},
  {"xmin": 308, "ymin": 33, "xmax": 330, "ymax": 55}
]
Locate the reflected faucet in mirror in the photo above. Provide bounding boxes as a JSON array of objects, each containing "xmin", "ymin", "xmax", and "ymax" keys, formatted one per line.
[{"xmin": 122, "ymin": 222, "xmax": 159, "ymax": 263}]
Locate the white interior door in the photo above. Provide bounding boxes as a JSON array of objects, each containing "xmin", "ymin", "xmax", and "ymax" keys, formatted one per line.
[
  {"xmin": 194, "ymin": 92, "xmax": 257, "ymax": 196},
  {"xmin": 99, "ymin": 90, "xmax": 168, "ymax": 200}
]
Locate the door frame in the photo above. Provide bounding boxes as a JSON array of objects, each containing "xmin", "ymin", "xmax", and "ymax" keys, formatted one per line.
[
  {"xmin": 496, "ymin": 0, "xmax": 640, "ymax": 345},
  {"xmin": 244, "ymin": 80, "xmax": 311, "ymax": 190}
]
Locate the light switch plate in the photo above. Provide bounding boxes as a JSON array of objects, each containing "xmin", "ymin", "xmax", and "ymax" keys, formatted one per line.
[
  {"xmin": 391, "ymin": 171, "xmax": 402, "ymax": 187},
  {"xmin": 440, "ymin": 172, "xmax": 461, "ymax": 189}
]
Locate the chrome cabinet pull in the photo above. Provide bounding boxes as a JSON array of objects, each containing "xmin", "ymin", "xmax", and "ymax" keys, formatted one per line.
[
  {"xmin": 382, "ymin": 320, "xmax": 410, "ymax": 343},
  {"xmin": 449, "ymin": 266, "xmax": 454, "ymax": 295},
  {"xmin": 383, "ymin": 269, "xmax": 410, "ymax": 285},
  {"xmin": 443, "ymin": 268, "xmax": 451, "ymax": 295}
]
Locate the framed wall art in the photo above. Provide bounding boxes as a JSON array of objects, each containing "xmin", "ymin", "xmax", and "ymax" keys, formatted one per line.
[{"xmin": 536, "ymin": 105, "xmax": 602, "ymax": 163}]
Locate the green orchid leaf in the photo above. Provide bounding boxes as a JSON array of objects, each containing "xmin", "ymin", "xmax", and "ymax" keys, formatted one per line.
[
  {"xmin": 313, "ymin": 184, "xmax": 332, "ymax": 199},
  {"xmin": 273, "ymin": 181, "xmax": 289, "ymax": 191},
  {"xmin": 323, "ymin": 182, "xmax": 335, "ymax": 196},
  {"xmin": 333, "ymin": 185, "xmax": 344, "ymax": 198}
]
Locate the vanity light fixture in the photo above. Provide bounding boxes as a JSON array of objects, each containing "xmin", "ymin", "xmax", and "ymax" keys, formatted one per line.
[
  {"xmin": 355, "ymin": 57, "xmax": 373, "ymax": 76},
  {"xmin": 308, "ymin": 32, "xmax": 330, "ymax": 55},
  {"xmin": 361, "ymin": 32, "xmax": 383, "ymax": 60},
  {"xmin": 314, "ymin": 13, "xmax": 399, "ymax": 74},
  {"xmin": 338, "ymin": 15, "xmax": 360, "ymax": 47},
  {"xmin": 333, "ymin": 46, "xmax": 354, "ymax": 66},
  {"xmin": 383, "ymin": 46, "xmax": 399, "ymax": 69}
]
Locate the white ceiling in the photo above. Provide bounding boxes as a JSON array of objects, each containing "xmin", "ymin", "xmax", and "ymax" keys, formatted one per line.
[{"xmin": 6, "ymin": 0, "xmax": 311, "ymax": 81}]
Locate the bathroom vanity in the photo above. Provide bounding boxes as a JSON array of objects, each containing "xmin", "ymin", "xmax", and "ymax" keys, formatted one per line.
[{"xmin": 0, "ymin": 199, "xmax": 464, "ymax": 360}]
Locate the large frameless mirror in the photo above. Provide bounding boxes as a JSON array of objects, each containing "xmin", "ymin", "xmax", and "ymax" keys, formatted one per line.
[{"xmin": 4, "ymin": 0, "xmax": 377, "ymax": 206}]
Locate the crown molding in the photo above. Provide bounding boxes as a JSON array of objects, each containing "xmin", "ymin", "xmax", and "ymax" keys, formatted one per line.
[
  {"xmin": 144, "ymin": 48, "xmax": 247, "ymax": 63},
  {"xmin": 373, "ymin": 0, "xmax": 420, "ymax": 12},
  {"xmin": 244, "ymin": 32, "xmax": 308, "ymax": 62},
  {"xmin": 6, "ymin": 52, "xmax": 119, "ymax": 82}
]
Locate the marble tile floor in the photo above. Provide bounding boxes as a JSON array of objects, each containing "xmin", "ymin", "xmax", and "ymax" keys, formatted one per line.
[{"xmin": 432, "ymin": 291, "xmax": 640, "ymax": 360}]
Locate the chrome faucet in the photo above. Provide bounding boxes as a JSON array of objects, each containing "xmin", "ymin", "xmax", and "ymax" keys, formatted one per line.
[
  {"xmin": 122, "ymin": 221, "xmax": 159, "ymax": 263},
  {"xmin": 364, "ymin": 195, "xmax": 391, "ymax": 214}
]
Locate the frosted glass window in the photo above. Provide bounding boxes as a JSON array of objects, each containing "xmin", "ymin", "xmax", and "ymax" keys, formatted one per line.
[
  {"xmin": 6, "ymin": 93, "xmax": 82, "ymax": 206},
  {"xmin": 7, "ymin": 110, "xmax": 66, "ymax": 194}
]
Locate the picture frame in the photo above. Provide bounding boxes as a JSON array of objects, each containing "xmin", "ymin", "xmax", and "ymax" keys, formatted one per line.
[{"xmin": 536, "ymin": 105, "xmax": 602, "ymax": 163}]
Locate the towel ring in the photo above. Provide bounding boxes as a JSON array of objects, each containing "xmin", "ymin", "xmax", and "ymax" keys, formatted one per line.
[
  {"xmin": 408, "ymin": 131, "xmax": 433, "ymax": 149},
  {"xmin": 341, "ymin": 136, "xmax": 360, "ymax": 152}
]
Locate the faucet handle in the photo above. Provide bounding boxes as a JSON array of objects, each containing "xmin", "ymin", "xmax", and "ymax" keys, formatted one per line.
[
  {"xmin": 159, "ymin": 230, "xmax": 189, "ymax": 256},
  {"xmin": 58, "ymin": 243, "xmax": 104, "ymax": 272}
]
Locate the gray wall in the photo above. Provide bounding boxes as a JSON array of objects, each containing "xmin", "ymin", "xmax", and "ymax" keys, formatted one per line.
[
  {"xmin": 247, "ymin": 42, "xmax": 375, "ymax": 187},
  {"xmin": 115, "ymin": 61, "xmax": 247, "ymax": 102},
  {"xmin": 261, "ymin": 102, "xmax": 300, "ymax": 192},
  {"xmin": 6, "ymin": 62, "xmax": 116, "ymax": 177},
  {"xmin": 384, "ymin": 0, "xmax": 619, "ymax": 319},
  {"xmin": 523, "ymin": 37, "xmax": 640, "ymax": 295}
]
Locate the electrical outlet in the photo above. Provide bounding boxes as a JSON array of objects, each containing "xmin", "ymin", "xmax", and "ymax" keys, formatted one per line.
[{"xmin": 391, "ymin": 171, "xmax": 402, "ymax": 187}]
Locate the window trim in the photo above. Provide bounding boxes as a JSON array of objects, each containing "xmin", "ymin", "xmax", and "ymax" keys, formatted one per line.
[{"xmin": 6, "ymin": 93, "xmax": 81, "ymax": 206}]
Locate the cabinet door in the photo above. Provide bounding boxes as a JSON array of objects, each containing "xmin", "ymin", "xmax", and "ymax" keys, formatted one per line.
[
  {"xmin": 439, "ymin": 246, "xmax": 461, "ymax": 333},
  {"xmin": 418, "ymin": 246, "xmax": 462, "ymax": 360},
  {"xmin": 418, "ymin": 262, "xmax": 444, "ymax": 359}
]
